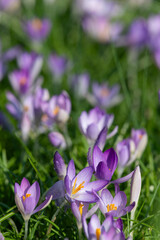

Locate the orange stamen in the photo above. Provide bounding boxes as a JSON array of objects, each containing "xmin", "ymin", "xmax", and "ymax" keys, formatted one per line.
[
  {"xmin": 139, "ymin": 134, "xmax": 143, "ymax": 139},
  {"xmin": 107, "ymin": 203, "xmax": 117, "ymax": 212},
  {"xmin": 101, "ymin": 88, "xmax": 109, "ymax": 97},
  {"xmin": 24, "ymin": 106, "xmax": 29, "ymax": 112},
  {"xmin": 72, "ymin": 177, "xmax": 85, "ymax": 195},
  {"xmin": 22, "ymin": 193, "xmax": 31, "ymax": 201},
  {"xmin": 32, "ymin": 19, "xmax": 42, "ymax": 31},
  {"xmin": 96, "ymin": 228, "xmax": 101, "ymax": 240},
  {"xmin": 20, "ymin": 77, "xmax": 27, "ymax": 85},
  {"xmin": 53, "ymin": 106, "xmax": 60, "ymax": 116},
  {"xmin": 41, "ymin": 114, "xmax": 48, "ymax": 122}
]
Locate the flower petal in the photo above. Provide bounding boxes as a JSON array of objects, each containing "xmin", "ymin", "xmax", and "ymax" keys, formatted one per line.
[
  {"xmin": 20, "ymin": 178, "xmax": 30, "ymax": 194},
  {"xmin": 67, "ymin": 160, "xmax": 75, "ymax": 180},
  {"xmin": 96, "ymin": 162, "xmax": 112, "ymax": 181},
  {"xmin": 33, "ymin": 195, "xmax": 52, "ymax": 214},
  {"xmin": 27, "ymin": 181, "xmax": 40, "ymax": 207},
  {"xmin": 72, "ymin": 166, "xmax": 93, "ymax": 187},
  {"xmin": 46, "ymin": 180, "xmax": 65, "ymax": 200}
]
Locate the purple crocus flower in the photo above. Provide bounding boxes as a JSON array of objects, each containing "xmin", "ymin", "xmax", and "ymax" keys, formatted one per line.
[
  {"xmin": 91, "ymin": 82, "xmax": 122, "ymax": 108},
  {"xmin": 82, "ymin": 16, "xmax": 123, "ymax": 43},
  {"xmin": 47, "ymin": 159, "xmax": 107, "ymax": 203},
  {"xmin": 71, "ymin": 201, "xmax": 89, "ymax": 224},
  {"xmin": 79, "ymin": 106, "xmax": 118, "ymax": 144},
  {"xmin": 96, "ymin": 189, "xmax": 135, "ymax": 218},
  {"xmin": 92, "ymin": 145, "xmax": 118, "ymax": 181},
  {"xmin": 49, "ymin": 132, "xmax": 67, "ymax": 149},
  {"xmin": 14, "ymin": 177, "xmax": 52, "ymax": 221},
  {"xmin": 24, "ymin": 18, "xmax": 51, "ymax": 41},
  {"xmin": 48, "ymin": 54, "xmax": 68, "ymax": 79},
  {"xmin": 70, "ymin": 73, "xmax": 90, "ymax": 98},
  {"xmin": 83, "ymin": 214, "xmax": 125, "ymax": 240},
  {"xmin": 47, "ymin": 91, "xmax": 71, "ymax": 124}
]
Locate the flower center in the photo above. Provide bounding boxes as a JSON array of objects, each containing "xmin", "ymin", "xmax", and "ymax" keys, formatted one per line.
[
  {"xmin": 139, "ymin": 134, "xmax": 143, "ymax": 139},
  {"xmin": 41, "ymin": 114, "xmax": 48, "ymax": 122},
  {"xmin": 53, "ymin": 106, "xmax": 60, "ymax": 116},
  {"xmin": 23, "ymin": 193, "xmax": 31, "ymax": 201},
  {"xmin": 24, "ymin": 106, "xmax": 29, "ymax": 112},
  {"xmin": 20, "ymin": 76, "xmax": 27, "ymax": 86},
  {"xmin": 32, "ymin": 19, "xmax": 42, "ymax": 31},
  {"xmin": 96, "ymin": 228, "xmax": 101, "ymax": 240},
  {"xmin": 72, "ymin": 177, "xmax": 85, "ymax": 195},
  {"xmin": 79, "ymin": 203, "xmax": 84, "ymax": 216},
  {"xmin": 100, "ymin": 88, "xmax": 109, "ymax": 97},
  {"xmin": 107, "ymin": 203, "xmax": 117, "ymax": 212}
]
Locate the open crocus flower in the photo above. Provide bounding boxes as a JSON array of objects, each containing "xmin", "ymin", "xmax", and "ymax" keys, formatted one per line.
[
  {"xmin": 91, "ymin": 82, "xmax": 122, "ymax": 108},
  {"xmin": 14, "ymin": 178, "xmax": 52, "ymax": 221},
  {"xmin": 46, "ymin": 159, "xmax": 107, "ymax": 203},
  {"xmin": 24, "ymin": 18, "xmax": 51, "ymax": 41},
  {"xmin": 79, "ymin": 106, "xmax": 118, "ymax": 144},
  {"xmin": 83, "ymin": 214, "xmax": 125, "ymax": 240},
  {"xmin": 48, "ymin": 54, "xmax": 68, "ymax": 79},
  {"xmin": 91, "ymin": 145, "xmax": 118, "ymax": 181},
  {"xmin": 47, "ymin": 91, "xmax": 71, "ymax": 124},
  {"xmin": 82, "ymin": 16, "xmax": 123, "ymax": 43},
  {"xmin": 97, "ymin": 189, "xmax": 135, "ymax": 218}
]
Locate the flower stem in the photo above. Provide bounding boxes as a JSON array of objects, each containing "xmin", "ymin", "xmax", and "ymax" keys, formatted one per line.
[
  {"xmin": 46, "ymin": 200, "xmax": 66, "ymax": 239},
  {"xmin": 24, "ymin": 220, "xmax": 28, "ymax": 240}
]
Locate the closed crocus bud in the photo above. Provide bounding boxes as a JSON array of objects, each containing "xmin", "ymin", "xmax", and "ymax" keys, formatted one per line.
[
  {"xmin": 53, "ymin": 151, "xmax": 66, "ymax": 179},
  {"xmin": 70, "ymin": 73, "xmax": 90, "ymax": 98},
  {"xmin": 131, "ymin": 129, "xmax": 148, "ymax": 159},
  {"xmin": 49, "ymin": 132, "xmax": 67, "ymax": 149}
]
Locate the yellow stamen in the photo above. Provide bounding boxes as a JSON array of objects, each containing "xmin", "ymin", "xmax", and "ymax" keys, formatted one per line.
[
  {"xmin": 96, "ymin": 228, "xmax": 101, "ymax": 240},
  {"xmin": 139, "ymin": 134, "xmax": 143, "ymax": 139},
  {"xmin": 32, "ymin": 19, "xmax": 42, "ymax": 31},
  {"xmin": 107, "ymin": 203, "xmax": 117, "ymax": 212},
  {"xmin": 72, "ymin": 177, "xmax": 85, "ymax": 195},
  {"xmin": 22, "ymin": 193, "xmax": 31, "ymax": 201},
  {"xmin": 53, "ymin": 106, "xmax": 60, "ymax": 116},
  {"xmin": 79, "ymin": 203, "xmax": 84, "ymax": 216},
  {"xmin": 20, "ymin": 77, "xmax": 27, "ymax": 85}
]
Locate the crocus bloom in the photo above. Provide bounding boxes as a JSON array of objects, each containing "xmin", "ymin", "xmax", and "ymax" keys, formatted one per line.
[
  {"xmin": 49, "ymin": 132, "xmax": 67, "ymax": 149},
  {"xmin": 48, "ymin": 54, "xmax": 68, "ymax": 79},
  {"xmin": 92, "ymin": 82, "xmax": 122, "ymax": 108},
  {"xmin": 53, "ymin": 151, "xmax": 66, "ymax": 179},
  {"xmin": 91, "ymin": 145, "xmax": 118, "ymax": 181},
  {"xmin": 47, "ymin": 159, "xmax": 107, "ymax": 203},
  {"xmin": 82, "ymin": 16, "xmax": 123, "ymax": 43},
  {"xmin": 116, "ymin": 129, "xmax": 147, "ymax": 171},
  {"xmin": 24, "ymin": 18, "xmax": 51, "ymax": 41},
  {"xmin": 96, "ymin": 189, "xmax": 135, "ymax": 218},
  {"xmin": 14, "ymin": 178, "xmax": 52, "ymax": 221},
  {"xmin": 70, "ymin": 73, "xmax": 90, "ymax": 98},
  {"xmin": 0, "ymin": 0, "xmax": 20, "ymax": 12},
  {"xmin": 83, "ymin": 214, "xmax": 125, "ymax": 240},
  {"xmin": 79, "ymin": 106, "xmax": 118, "ymax": 143},
  {"xmin": 47, "ymin": 91, "xmax": 71, "ymax": 124},
  {"xmin": 71, "ymin": 201, "xmax": 89, "ymax": 223}
]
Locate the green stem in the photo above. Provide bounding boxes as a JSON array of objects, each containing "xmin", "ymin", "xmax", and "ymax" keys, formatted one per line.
[{"xmin": 24, "ymin": 220, "xmax": 28, "ymax": 240}]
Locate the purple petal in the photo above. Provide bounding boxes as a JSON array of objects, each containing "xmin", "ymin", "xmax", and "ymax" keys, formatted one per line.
[
  {"xmin": 110, "ymin": 171, "xmax": 134, "ymax": 184},
  {"xmin": 107, "ymin": 126, "xmax": 118, "ymax": 139},
  {"xmin": 101, "ymin": 189, "xmax": 113, "ymax": 205},
  {"xmin": 88, "ymin": 214, "xmax": 100, "ymax": 235},
  {"xmin": 23, "ymin": 196, "xmax": 36, "ymax": 215},
  {"xmin": 86, "ymin": 123, "xmax": 99, "ymax": 140},
  {"xmin": 14, "ymin": 183, "xmax": 23, "ymax": 197},
  {"xmin": 46, "ymin": 180, "xmax": 65, "ymax": 200},
  {"xmin": 15, "ymin": 193, "xmax": 25, "ymax": 217},
  {"xmin": 87, "ymin": 147, "xmax": 93, "ymax": 167},
  {"xmin": 106, "ymin": 148, "xmax": 118, "ymax": 175},
  {"xmin": 71, "ymin": 202, "xmax": 81, "ymax": 222},
  {"xmin": 96, "ymin": 162, "xmax": 112, "ymax": 181},
  {"xmin": 33, "ymin": 195, "xmax": 52, "ymax": 214},
  {"xmin": 74, "ymin": 192, "xmax": 98, "ymax": 203},
  {"xmin": 67, "ymin": 160, "xmax": 75, "ymax": 180},
  {"xmin": 85, "ymin": 180, "xmax": 108, "ymax": 192},
  {"xmin": 93, "ymin": 145, "xmax": 105, "ymax": 170},
  {"xmin": 64, "ymin": 175, "xmax": 71, "ymax": 195},
  {"xmin": 27, "ymin": 181, "xmax": 40, "ymax": 207},
  {"xmin": 20, "ymin": 178, "xmax": 30, "ymax": 193},
  {"xmin": 102, "ymin": 215, "xmax": 113, "ymax": 232},
  {"xmin": 72, "ymin": 166, "xmax": 93, "ymax": 187},
  {"xmin": 94, "ymin": 127, "xmax": 107, "ymax": 151}
]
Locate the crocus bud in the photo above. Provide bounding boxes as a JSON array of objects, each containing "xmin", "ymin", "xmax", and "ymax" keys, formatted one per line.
[
  {"xmin": 49, "ymin": 132, "xmax": 67, "ymax": 149},
  {"xmin": 53, "ymin": 151, "xmax": 66, "ymax": 179}
]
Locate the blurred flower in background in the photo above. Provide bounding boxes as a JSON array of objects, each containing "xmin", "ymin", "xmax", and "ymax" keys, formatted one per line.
[{"xmin": 0, "ymin": 0, "xmax": 20, "ymax": 12}]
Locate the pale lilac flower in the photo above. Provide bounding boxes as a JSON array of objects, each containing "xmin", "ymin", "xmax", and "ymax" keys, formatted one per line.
[
  {"xmin": 24, "ymin": 18, "xmax": 51, "ymax": 41},
  {"xmin": 79, "ymin": 106, "xmax": 118, "ymax": 143},
  {"xmin": 96, "ymin": 189, "xmax": 135, "ymax": 218},
  {"xmin": 49, "ymin": 132, "xmax": 67, "ymax": 149},
  {"xmin": 82, "ymin": 214, "xmax": 125, "ymax": 240},
  {"xmin": 47, "ymin": 91, "xmax": 71, "ymax": 124},
  {"xmin": 92, "ymin": 145, "xmax": 118, "ymax": 181},
  {"xmin": 0, "ymin": 0, "xmax": 20, "ymax": 12},
  {"xmin": 116, "ymin": 129, "xmax": 147, "ymax": 173},
  {"xmin": 53, "ymin": 151, "xmax": 66, "ymax": 180},
  {"xmin": 14, "ymin": 177, "xmax": 52, "ymax": 221},
  {"xmin": 82, "ymin": 16, "xmax": 123, "ymax": 43},
  {"xmin": 92, "ymin": 82, "xmax": 122, "ymax": 108},
  {"xmin": 74, "ymin": 0, "xmax": 122, "ymax": 18},
  {"xmin": 70, "ymin": 73, "xmax": 90, "ymax": 98},
  {"xmin": 48, "ymin": 54, "xmax": 68, "ymax": 79}
]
